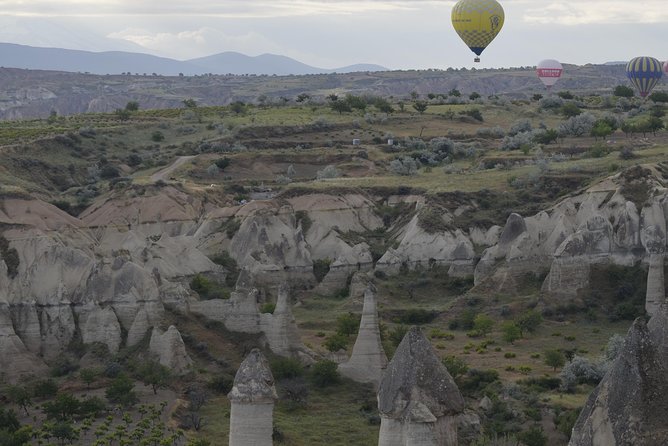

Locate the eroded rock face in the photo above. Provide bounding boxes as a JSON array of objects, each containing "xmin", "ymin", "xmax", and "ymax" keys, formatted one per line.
[
  {"xmin": 569, "ymin": 307, "xmax": 668, "ymax": 445},
  {"xmin": 149, "ymin": 326, "xmax": 192, "ymax": 375},
  {"xmin": 378, "ymin": 327, "xmax": 464, "ymax": 446},
  {"xmin": 475, "ymin": 168, "xmax": 668, "ymax": 302},
  {"xmin": 377, "ymin": 215, "xmax": 476, "ymax": 276},
  {"xmin": 228, "ymin": 349, "xmax": 277, "ymax": 446},
  {"xmin": 339, "ymin": 284, "xmax": 388, "ymax": 386}
]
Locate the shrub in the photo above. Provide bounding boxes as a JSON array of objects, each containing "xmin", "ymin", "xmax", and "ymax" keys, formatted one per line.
[
  {"xmin": 442, "ymin": 356, "xmax": 468, "ymax": 380},
  {"xmin": 518, "ymin": 426, "xmax": 548, "ymax": 446},
  {"xmin": 323, "ymin": 333, "xmax": 349, "ymax": 352},
  {"xmin": 558, "ymin": 112, "xmax": 596, "ymax": 137},
  {"xmin": 270, "ymin": 358, "xmax": 304, "ymax": 380},
  {"xmin": 33, "ymin": 379, "xmax": 58, "ymax": 399},
  {"xmin": 539, "ymin": 96, "xmax": 564, "ymax": 110},
  {"xmin": 311, "ymin": 361, "xmax": 340, "ymax": 387},
  {"xmin": 207, "ymin": 373, "xmax": 234, "ymax": 394},
  {"xmin": 105, "ymin": 374, "xmax": 138, "ymax": 407},
  {"xmin": 544, "ymin": 349, "xmax": 566, "ymax": 371},
  {"xmin": 473, "ymin": 314, "xmax": 495, "ymax": 336},
  {"xmin": 260, "ymin": 302, "xmax": 276, "ymax": 314},
  {"xmin": 613, "ymin": 85, "xmax": 635, "ymax": 98},
  {"xmin": 559, "ymin": 355, "xmax": 607, "ymax": 392},
  {"xmin": 508, "ymin": 119, "xmax": 532, "ymax": 136},
  {"xmin": 502, "ymin": 322, "xmax": 521, "ymax": 344},
  {"xmin": 0, "ymin": 235, "xmax": 20, "ymax": 278},
  {"xmin": 395, "ymin": 309, "xmax": 438, "ymax": 325},
  {"xmin": 317, "ymin": 165, "xmax": 341, "ymax": 179},
  {"xmin": 313, "ymin": 258, "xmax": 331, "ymax": 283},
  {"xmin": 151, "ymin": 131, "xmax": 165, "ymax": 142},
  {"xmin": 388, "ymin": 325, "xmax": 409, "ymax": 347},
  {"xmin": 501, "ymin": 131, "xmax": 534, "ymax": 151},
  {"xmin": 336, "ymin": 312, "xmax": 361, "ymax": 337},
  {"xmin": 389, "ymin": 156, "xmax": 420, "ymax": 176}
]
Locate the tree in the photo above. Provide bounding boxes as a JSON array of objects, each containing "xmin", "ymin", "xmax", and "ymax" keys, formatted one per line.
[
  {"xmin": 613, "ymin": 85, "xmax": 635, "ymax": 98},
  {"xmin": 412, "ymin": 100, "xmax": 428, "ymax": 114},
  {"xmin": 311, "ymin": 360, "xmax": 340, "ymax": 387},
  {"xmin": 137, "ymin": 360, "xmax": 172, "ymax": 395},
  {"xmin": 7, "ymin": 386, "xmax": 31, "ymax": 416},
  {"xmin": 469, "ymin": 92, "xmax": 481, "ymax": 101},
  {"xmin": 125, "ymin": 101, "xmax": 139, "ymax": 111},
  {"xmin": 229, "ymin": 101, "xmax": 246, "ymax": 115},
  {"xmin": 561, "ymin": 102, "xmax": 582, "ymax": 118},
  {"xmin": 295, "ymin": 93, "xmax": 311, "ymax": 103},
  {"xmin": 335, "ymin": 312, "xmax": 360, "ymax": 337},
  {"xmin": 114, "ymin": 108, "xmax": 131, "ymax": 121},
  {"xmin": 448, "ymin": 88, "xmax": 461, "ymax": 97},
  {"xmin": 215, "ymin": 157, "xmax": 231, "ymax": 170},
  {"xmin": 345, "ymin": 95, "xmax": 367, "ymax": 111},
  {"xmin": 79, "ymin": 368, "xmax": 98, "ymax": 389},
  {"xmin": 518, "ymin": 426, "xmax": 548, "ymax": 446},
  {"xmin": 532, "ymin": 94, "xmax": 543, "ymax": 101},
  {"xmin": 33, "ymin": 379, "xmax": 58, "ymax": 399},
  {"xmin": 647, "ymin": 116, "xmax": 665, "ymax": 136},
  {"xmin": 517, "ymin": 310, "xmax": 543, "ymax": 337},
  {"xmin": 330, "ymin": 100, "xmax": 352, "ymax": 114},
  {"xmin": 49, "ymin": 421, "xmax": 79, "ymax": 446},
  {"xmin": 105, "ymin": 374, "xmax": 138, "ymax": 407},
  {"xmin": 42, "ymin": 393, "xmax": 80, "ymax": 421},
  {"xmin": 534, "ymin": 129, "xmax": 558, "ymax": 145},
  {"xmin": 649, "ymin": 91, "xmax": 668, "ymax": 103},
  {"xmin": 502, "ymin": 321, "xmax": 521, "ymax": 344},
  {"xmin": 591, "ymin": 121, "xmax": 613, "ymax": 141},
  {"xmin": 544, "ymin": 349, "xmax": 566, "ymax": 371},
  {"xmin": 182, "ymin": 98, "xmax": 197, "ymax": 108}
]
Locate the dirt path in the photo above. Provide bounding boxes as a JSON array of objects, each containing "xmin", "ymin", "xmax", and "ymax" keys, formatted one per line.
[{"xmin": 150, "ymin": 155, "xmax": 196, "ymax": 182}]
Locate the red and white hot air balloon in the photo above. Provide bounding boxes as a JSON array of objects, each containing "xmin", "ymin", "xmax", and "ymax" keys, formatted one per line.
[
  {"xmin": 537, "ymin": 59, "xmax": 564, "ymax": 90},
  {"xmin": 664, "ymin": 60, "xmax": 668, "ymax": 75}
]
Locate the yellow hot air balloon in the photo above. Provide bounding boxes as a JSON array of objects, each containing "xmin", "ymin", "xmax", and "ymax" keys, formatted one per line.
[{"xmin": 452, "ymin": 0, "xmax": 505, "ymax": 63}]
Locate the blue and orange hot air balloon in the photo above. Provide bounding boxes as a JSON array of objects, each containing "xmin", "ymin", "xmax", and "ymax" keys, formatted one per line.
[
  {"xmin": 626, "ymin": 56, "xmax": 663, "ymax": 98},
  {"xmin": 451, "ymin": 0, "xmax": 505, "ymax": 63}
]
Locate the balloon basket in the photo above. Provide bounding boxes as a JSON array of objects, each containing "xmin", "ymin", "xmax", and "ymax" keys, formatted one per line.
[{"xmin": 474, "ymin": 57, "xmax": 480, "ymax": 63}]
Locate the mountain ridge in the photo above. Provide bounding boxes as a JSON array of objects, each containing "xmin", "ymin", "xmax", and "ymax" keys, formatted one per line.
[{"xmin": 0, "ymin": 42, "xmax": 388, "ymax": 76}]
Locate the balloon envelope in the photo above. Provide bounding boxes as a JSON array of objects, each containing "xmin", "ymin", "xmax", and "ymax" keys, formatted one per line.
[
  {"xmin": 536, "ymin": 59, "xmax": 563, "ymax": 89},
  {"xmin": 664, "ymin": 60, "xmax": 668, "ymax": 75},
  {"xmin": 451, "ymin": 0, "xmax": 504, "ymax": 61},
  {"xmin": 626, "ymin": 56, "xmax": 663, "ymax": 98}
]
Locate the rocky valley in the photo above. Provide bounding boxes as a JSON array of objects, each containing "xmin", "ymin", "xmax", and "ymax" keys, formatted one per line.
[{"xmin": 1, "ymin": 78, "xmax": 667, "ymax": 445}]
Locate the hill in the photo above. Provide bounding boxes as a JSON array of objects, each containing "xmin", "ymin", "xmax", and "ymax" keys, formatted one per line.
[{"xmin": 0, "ymin": 63, "xmax": 635, "ymax": 120}]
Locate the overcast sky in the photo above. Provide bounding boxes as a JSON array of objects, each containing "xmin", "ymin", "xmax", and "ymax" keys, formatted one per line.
[{"xmin": 0, "ymin": 0, "xmax": 665, "ymax": 69}]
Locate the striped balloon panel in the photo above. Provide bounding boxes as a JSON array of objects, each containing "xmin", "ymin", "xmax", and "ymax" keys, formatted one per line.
[
  {"xmin": 626, "ymin": 56, "xmax": 663, "ymax": 97},
  {"xmin": 452, "ymin": 0, "xmax": 505, "ymax": 56}
]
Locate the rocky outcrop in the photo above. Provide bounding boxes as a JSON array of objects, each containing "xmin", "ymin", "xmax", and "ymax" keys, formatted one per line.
[
  {"xmin": 149, "ymin": 326, "xmax": 192, "ymax": 375},
  {"xmin": 228, "ymin": 349, "xmax": 278, "ymax": 446},
  {"xmin": 378, "ymin": 327, "xmax": 465, "ymax": 446},
  {"xmin": 79, "ymin": 305, "xmax": 122, "ymax": 354},
  {"xmin": 376, "ymin": 215, "xmax": 476, "ymax": 276},
  {"xmin": 475, "ymin": 168, "xmax": 668, "ymax": 298},
  {"xmin": 339, "ymin": 284, "xmax": 387, "ymax": 387},
  {"xmin": 261, "ymin": 283, "xmax": 314, "ymax": 363},
  {"xmin": 0, "ymin": 305, "xmax": 47, "ymax": 382},
  {"xmin": 569, "ymin": 306, "xmax": 668, "ymax": 445}
]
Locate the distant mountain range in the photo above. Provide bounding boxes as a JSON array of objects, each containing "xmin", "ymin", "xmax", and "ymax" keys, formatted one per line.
[{"xmin": 0, "ymin": 42, "xmax": 387, "ymax": 76}]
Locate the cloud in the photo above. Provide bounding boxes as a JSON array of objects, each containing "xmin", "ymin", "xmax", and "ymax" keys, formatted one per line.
[
  {"xmin": 0, "ymin": 1, "xmax": 448, "ymax": 18},
  {"xmin": 519, "ymin": 1, "xmax": 668, "ymax": 25},
  {"xmin": 108, "ymin": 28, "xmax": 285, "ymax": 59}
]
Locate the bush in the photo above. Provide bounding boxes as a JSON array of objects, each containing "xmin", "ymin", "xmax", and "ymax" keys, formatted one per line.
[
  {"xmin": 33, "ymin": 379, "xmax": 58, "ymax": 399},
  {"xmin": 508, "ymin": 119, "xmax": 532, "ymax": 136},
  {"xmin": 151, "ymin": 131, "xmax": 165, "ymax": 142},
  {"xmin": 558, "ymin": 112, "xmax": 596, "ymax": 137},
  {"xmin": 389, "ymin": 156, "xmax": 420, "ymax": 176},
  {"xmin": 313, "ymin": 258, "xmax": 331, "ymax": 283},
  {"xmin": 501, "ymin": 131, "xmax": 534, "ymax": 151},
  {"xmin": 518, "ymin": 426, "xmax": 548, "ymax": 446},
  {"xmin": 336, "ymin": 312, "xmax": 361, "ymax": 337},
  {"xmin": 388, "ymin": 325, "xmax": 409, "ymax": 347},
  {"xmin": 559, "ymin": 355, "xmax": 607, "ymax": 392},
  {"xmin": 544, "ymin": 349, "xmax": 566, "ymax": 371},
  {"xmin": 539, "ymin": 96, "xmax": 564, "ymax": 110},
  {"xmin": 442, "ymin": 356, "xmax": 468, "ymax": 380},
  {"xmin": 105, "ymin": 374, "xmax": 138, "ymax": 407},
  {"xmin": 260, "ymin": 302, "xmax": 276, "ymax": 314},
  {"xmin": 311, "ymin": 361, "xmax": 340, "ymax": 387},
  {"xmin": 613, "ymin": 85, "xmax": 635, "ymax": 98},
  {"xmin": 323, "ymin": 333, "xmax": 349, "ymax": 352},
  {"xmin": 271, "ymin": 358, "xmax": 304, "ymax": 380},
  {"xmin": 207, "ymin": 374, "xmax": 234, "ymax": 394},
  {"xmin": 317, "ymin": 165, "xmax": 341, "ymax": 179},
  {"xmin": 394, "ymin": 309, "xmax": 438, "ymax": 325}
]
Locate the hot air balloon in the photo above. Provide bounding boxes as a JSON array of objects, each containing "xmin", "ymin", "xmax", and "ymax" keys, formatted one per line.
[
  {"xmin": 452, "ymin": 0, "xmax": 505, "ymax": 63},
  {"xmin": 664, "ymin": 60, "xmax": 668, "ymax": 75},
  {"xmin": 536, "ymin": 59, "xmax": 563, "ymax": 90},
  {"xmin": 626, "ymin": 56, "xmax": 663, "ymax": 98}
]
